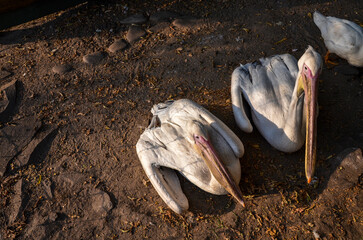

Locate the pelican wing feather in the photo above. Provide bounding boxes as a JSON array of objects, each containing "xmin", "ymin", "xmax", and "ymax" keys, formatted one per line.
[
  {"xmin": 232, "ymin": 53, "xmax": 306, "ymax": 152},
  {"xmin": 313, "ymin": 11, "xmax": 363, "ymax": 67},
  {"xmin": 136, "ymin": 99, "xmax": 244, "ymax": 213}
]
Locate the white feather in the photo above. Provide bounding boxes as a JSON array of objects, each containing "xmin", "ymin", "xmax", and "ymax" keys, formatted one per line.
[
  {"xmin": 136, "ymin": 99, "xmax": 244, "ymax": 214},
  {"xmin": 314, "ymin": 11, "xmax": 363, "ymax": 67}
]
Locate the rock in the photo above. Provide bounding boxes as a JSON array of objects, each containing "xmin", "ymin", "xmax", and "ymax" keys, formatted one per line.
[
  {"xmin": 220, "ymin": 211, "xmax": 238, "ymax": 228},
  {"xmin": 24, "ymin": 213, "xmax": 47, "ymax": 239},
  {"xmin": 0, "ymin": 117, "xmax": 41, "ymax": 176},
  {"xmin": 91, "ymin": 189, "xmax": 113, "ymax": 215},
  {"xmin": 120, "ymin": 13, "xmax": 147, "ymax": 24},
  {"xmin": 47, "ymin": 212, "xmax": 58, "ymax": 222},
  {"xmin": 148, "ymin": 22, "xmax": 170, "ymax": 33},
  {"xmin": 52, "ymin": 64, "xmax": 72, "ymax": 74},
  {"xmin": 150, "ymin": 11, "xmax": 180, "ymax": 23},
  {"xmin": 13, "ymin": 126, "xmax": 56, "ymax": 168},
  {"xmin": 326, "ymin": 148, "xmax": 362, "ymax": 190},
  {"xmin": 314, "ymin": 148, "xmax": 363, "ymax": 239},
  {"xmin": 0, "ymin": 69, "xmax": 12, "ymax": 79},
  {"xmin": 82, "ymin": 51, "xmax": 106, "ymax": 65},
  {"xmin": 334, "ymin": 64, "xmax": 360, "ymax": 76},
  {"xmin": 172, "ymin": 17, "xmax": 198, "ymax": 29},
  {"xmin": 0, "ymin": 79, "xmax": 17, "ymax": 123},
  {"xmin": 108, "ymin": 39, "xmax": 127, "ymax": 53},
  {"xmin": 8, "ymin": 179, "xmax": 23, "ymax": 224},
  {"xmin": 126, "ymin": 26, "xmax": 146, "ymax": 43}
]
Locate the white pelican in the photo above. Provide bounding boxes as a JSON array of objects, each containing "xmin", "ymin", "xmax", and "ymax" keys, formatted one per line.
[
  {"xmin": 136, "ymin": 99, "xmax": 245, "ymax": 214},
  {"xmin": 231, "ymin": 46, "xmax": 323, "ymax": 183},
  {"xmin": 313, "ymin": 11, "xmax": 363, "ymax": 67}
]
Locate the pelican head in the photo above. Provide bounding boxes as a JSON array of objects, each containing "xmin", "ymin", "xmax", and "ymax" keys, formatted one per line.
[
  {"xmin": 297, "ymin": 46, "xmax": 323, "ymax": 183},
  {"xmin": 186, "ymin": 121, "xmax": 245, "ymax": 207}
]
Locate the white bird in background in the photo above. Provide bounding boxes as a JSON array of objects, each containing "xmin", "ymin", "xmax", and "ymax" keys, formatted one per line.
[
  {"xmin": 231, "ymin": 46, "xmax": 323, "ymax": 183},
  {"xmin": 136, "ymin": 99, "xmax": 245, "ymax": 214},
  {"xmin": 313, "ymin": 11, "xmax": 363, "ymax": 67}
]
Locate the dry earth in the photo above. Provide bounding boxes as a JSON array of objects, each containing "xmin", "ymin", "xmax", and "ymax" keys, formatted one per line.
[{"xmin": 0, "ymin": 0, "xmax": 362, "ymax": 239}]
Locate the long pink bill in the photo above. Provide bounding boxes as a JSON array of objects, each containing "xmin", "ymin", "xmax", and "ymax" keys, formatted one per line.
[{"xmin": 195, "ymin": 135, "xmax": 245, "ymax": 207}]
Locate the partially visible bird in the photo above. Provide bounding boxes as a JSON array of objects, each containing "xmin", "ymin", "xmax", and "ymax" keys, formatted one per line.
[
  {"xmin": 313, "ymin": 11, "xmax": 363, "ymax": 67},
  {"xmin": 231, "ymin": 46, "xmax": 323, "ymax": 183},
  {"xmin": 136, "ymin": 99, "xmax": 245, "ymax": 214}
]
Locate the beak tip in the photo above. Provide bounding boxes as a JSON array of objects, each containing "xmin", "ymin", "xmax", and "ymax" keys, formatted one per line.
[
  {"xmin": 307, "ymin": 177, "xmax": 312, "ymax": 184},
  {"xmin": 238, "ymin": 198, "xmax": 246, "ymax": 207}
]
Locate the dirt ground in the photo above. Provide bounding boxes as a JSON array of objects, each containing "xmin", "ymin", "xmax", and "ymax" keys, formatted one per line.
[{"xmin": 0, "ymin": 0, "xmax": 362, "ymax": 239}]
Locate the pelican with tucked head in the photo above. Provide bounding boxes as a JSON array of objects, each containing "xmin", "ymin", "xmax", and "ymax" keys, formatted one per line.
[
  {"xmin": 136, "ymin": 99, "xmax": 245, "ymax": 214},
  {"xmin": 231, "ymin": 46, "xmax": 323, "ymax": 183},
  {"xmin": 313, "ymin": 11, "xmax": 363, "ymax": 67}
]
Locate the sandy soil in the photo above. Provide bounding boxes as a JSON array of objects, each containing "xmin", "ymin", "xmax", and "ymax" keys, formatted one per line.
[{"xmin": 0, "ymin": 0, "xmax": 362, "ymax": 239}]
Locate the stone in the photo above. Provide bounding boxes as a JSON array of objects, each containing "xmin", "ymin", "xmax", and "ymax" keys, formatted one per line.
[
  {"xmin": 149, "ymin": 11, "xmax": 180, "ymax": 23},
  {"xmin": 0, "ymin": 69, "xmax": 11, "ymax": 79},
  {"xmin": 8, "ymin": 179, "xmax": 23, "ymax": 224},
  {"xmin": 47, "ymin": 212, "xmax": 58, "ymax": 222},
  {"xmin": 148, "ymin": 22, "xmax": 170, "ymax": 33},
  {"xmin": 82, "ymin": 51, "xmax": 106, "ymax": 65},
  {"xmin": 13, "ymin": 126, "xmax": 56, "ymax": 168},
  {"xmin": 0, "ymin": 79, "xmax": 17, "ymax": 123},
  {"xmin": 172, "ymin": 17, "xmax": 198, "ymax": 29},
  {"xmin": 120, "ymin": 13, "xmax": 147, "ymax": 24},
  {"xmin": 126, "ymin": 26, "xmax": 146, "ymax": 43},
  {"xmin": 0, "ymin": 117, "xmax": 41, "ymax": 176},
  {"xmin": 107, "ymin": 39, "xmax": 127, "ymax": 53},
  {"xmin": 326, "ymin": 148, "xmax": 362, "ymax": 190},
  {"xmin": 91, "ymin": 189, "xmax": 113, "ymax": 215},
  {"xmin": 24, "ymin": 213, "xmax": 47, "ymax": 239},
  {"xmin": 52, "ymin": 64, "xmax": 72, "ymax": 74}
]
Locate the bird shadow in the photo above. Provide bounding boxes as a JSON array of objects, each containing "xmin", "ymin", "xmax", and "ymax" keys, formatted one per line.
[
  {"xmin": 205, "ymin": 100, "xmax": 360, "ymax": 207},
  {"xmin": 0, "ymin": 1, "xmax": 116, "ymax": 45},
  {"xmin": 178, "ymin": 172, "xmax": 237, "ymax": 215}
]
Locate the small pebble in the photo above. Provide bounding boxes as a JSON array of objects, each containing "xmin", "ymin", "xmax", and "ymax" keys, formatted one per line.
[
  {"xmin": 150, "ymin": 11, "xmax": 180, "ymax": 23},
  {"xmin": 149, "ymin": 22, "xmax": 169, "ymax": 33},
  {"xmin": 312, "ymin": 229, "xmax": 320, "ymax": 239},
  {"xmin": 0, "ymin": 69, "xmax": 11, "ymax": 79},
  {"xmin": 126, "ymin": 26, "xmax": 146, "ymax": 43},
  {"xmin": 92, "ymin": 189, "xmax": 113, "ymax": 215},
  {"xmin": 108, "ymin": 39, "xmax": 127, "ymax": 53},
  {"xmin": 82, "ymin": 52, "xmax": 106, "ymax": 65},
  {"xmin": 172, "ymin": 17, "xmax": 198, "ymax": 29},
  {"xmin": 120, "ymin": 13, "xmax": 147, "ymax": 24},
  {"xmin": 47, "ymin": 212, "xmax": 58, "ymax": 222},
  {"xmin": 52, "ymin": 64, "xmax": 72, "ymax": 74}
]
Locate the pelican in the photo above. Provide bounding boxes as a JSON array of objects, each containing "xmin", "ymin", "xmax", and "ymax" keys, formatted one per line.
[
  {"xmin": 313, "ymin": 11, "xmax": 363, "ymax": 67},
  {"xmin": 136, "ymin": 99, "xmax": 245, "ymax": 214},
  {"xmin": 231, "ymin": 46, "xmax": 322, "ymax": 183}
]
